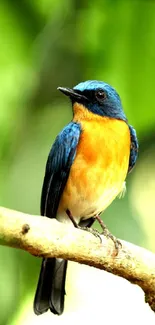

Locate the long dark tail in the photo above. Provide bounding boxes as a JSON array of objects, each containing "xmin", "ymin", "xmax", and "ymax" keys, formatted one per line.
[
  {"xmin": 34, "ymin": 216, "xmax": 95, "ymax": 316},
  {"xmin": 34, "ymin": 258, "xmax": 68, "ymax": 315}
]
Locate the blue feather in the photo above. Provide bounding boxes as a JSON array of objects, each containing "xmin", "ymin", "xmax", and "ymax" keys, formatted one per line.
[
  {"xmin": 41, "ymin": 122, "xmax": 81, "ymax": 218},
  {"xmin": 128, "ymin": 125, "xmax": 138, "ymax": 173},
  {"xmin": 73, "ymin": 80, "xmax": 127, "ymax": 121}
]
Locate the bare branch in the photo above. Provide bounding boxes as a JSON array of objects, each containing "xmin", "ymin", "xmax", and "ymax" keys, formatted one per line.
[{"xmin": 0, "ymin": 206, "xmax": 155, "ymax": 312}]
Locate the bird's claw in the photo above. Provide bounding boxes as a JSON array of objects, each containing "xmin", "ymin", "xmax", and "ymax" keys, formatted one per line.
[
  {"xmin": 77, "ymin": 226, "xmax": 102, "ymax": 243},
  {"xmin": 101, "ymin": 228, "xmax": 122, "ymax": 254}
]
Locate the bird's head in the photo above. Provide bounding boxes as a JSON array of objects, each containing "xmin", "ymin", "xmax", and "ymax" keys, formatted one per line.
[{"xmin": 58, "ymin": 80, "xmax": 127, "ymax": 121}]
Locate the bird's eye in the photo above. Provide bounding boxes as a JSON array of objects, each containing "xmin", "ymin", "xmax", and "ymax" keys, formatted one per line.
[{"xmin": 95, "ymin": 90, "xmax": 106, "ymax": 102}]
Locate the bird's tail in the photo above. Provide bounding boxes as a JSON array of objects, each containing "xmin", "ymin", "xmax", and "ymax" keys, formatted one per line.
[{"xmin": 34, "ymin": 257, "xmax": 68, "ymax": 315}]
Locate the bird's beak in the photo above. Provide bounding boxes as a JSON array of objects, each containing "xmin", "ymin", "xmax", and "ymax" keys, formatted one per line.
[{"xmin": 57, "ymin": 87, "xmax": 88, "ymax": 101}]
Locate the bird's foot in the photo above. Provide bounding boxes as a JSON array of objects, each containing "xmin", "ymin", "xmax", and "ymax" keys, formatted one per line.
[
  {"xmin": 95, "ymin": 214, "xmax": 121, "ymax": 254},
  {"xmin": 77, "ymin": 226, "xmax": 102, "ymax": 242},
  {"xmin": 66, "ymin": 209, "xmax": 78, "ymax": 227},
  {"xmin": 102, "ymin": 228, "xmax": 121, "ymax": 252},
  {"xmin": 66, "ymin": 209, "xmax": 102, "ymax": 242}
]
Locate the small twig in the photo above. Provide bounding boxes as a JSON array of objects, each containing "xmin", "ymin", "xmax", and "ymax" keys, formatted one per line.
[{"xmin": 0, "ymin": 206, "xmax": 155, "ymax": 311}]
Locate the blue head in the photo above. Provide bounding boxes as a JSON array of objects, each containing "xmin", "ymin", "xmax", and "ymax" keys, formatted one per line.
[{"xmin": 58, "ymin": 80, "xmax": 127, "ymax": 121}]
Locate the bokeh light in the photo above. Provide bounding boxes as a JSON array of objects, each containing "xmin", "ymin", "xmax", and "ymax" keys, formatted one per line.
[{"xmin": 0, "ymin": 1, "xmax": 155, "ymax": 324}]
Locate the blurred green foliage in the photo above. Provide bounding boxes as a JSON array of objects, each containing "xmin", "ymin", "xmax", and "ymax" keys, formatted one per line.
[{"xmin": 0, "ymin": 0, "xmax": 155, "ymax": 324}]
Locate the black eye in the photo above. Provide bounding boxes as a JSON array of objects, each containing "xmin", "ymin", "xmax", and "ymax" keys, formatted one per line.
[{"xmin": 95, "ymin": 90, "xmax": 106, "ymax": 102}]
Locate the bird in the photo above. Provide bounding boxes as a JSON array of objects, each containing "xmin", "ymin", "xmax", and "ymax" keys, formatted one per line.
[{"xmin": 33, "ymin": 80, "xmax": 138, "ymax": 316}]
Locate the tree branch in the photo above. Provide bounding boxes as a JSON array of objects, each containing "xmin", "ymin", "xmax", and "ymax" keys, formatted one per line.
[{"xmin": 0, "ymin": 206, "xmax": 155, "ymax": 312}]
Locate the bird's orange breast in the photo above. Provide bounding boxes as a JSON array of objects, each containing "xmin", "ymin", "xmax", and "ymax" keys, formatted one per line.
[{"xmin": 58, "ymin": 104, "xmax": 130, "ymax": 222}]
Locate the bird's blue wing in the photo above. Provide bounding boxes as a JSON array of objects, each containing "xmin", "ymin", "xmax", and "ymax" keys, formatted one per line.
[
  {"xmin": 128, "ymin": 125, "xmax": 138, "ymax": 173},
  {"xmin": 41, "ymin": 122, "xmax": 81, "ymax": 218}
]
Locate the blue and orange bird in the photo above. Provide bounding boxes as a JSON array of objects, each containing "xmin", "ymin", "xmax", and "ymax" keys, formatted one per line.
[{"xmin": 33, "ymin": 80, "xmax": 138, "ymax": 316}]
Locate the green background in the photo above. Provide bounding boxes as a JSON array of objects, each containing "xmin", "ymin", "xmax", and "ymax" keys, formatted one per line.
[{"xmin": 0, "ymin": 0, "xmax": 155, "ymax": 324}]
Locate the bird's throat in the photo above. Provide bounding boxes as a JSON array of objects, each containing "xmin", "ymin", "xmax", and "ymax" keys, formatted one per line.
[{"xmin": 73, "ymin": 102, "xmax": 104, "ymax": 122}]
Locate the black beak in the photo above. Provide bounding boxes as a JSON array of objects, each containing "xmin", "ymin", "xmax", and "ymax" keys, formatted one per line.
[{"xmin": 57, "ymin": 87, "xmax": 88, "ymax": 101}]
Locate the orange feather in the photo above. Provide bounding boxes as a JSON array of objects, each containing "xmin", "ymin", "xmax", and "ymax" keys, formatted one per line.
[{"xmin": 58, "ymin": 103, "xmax": 130, "ymax": 222}]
